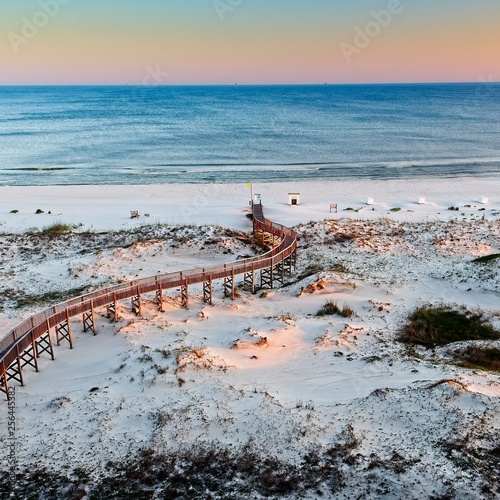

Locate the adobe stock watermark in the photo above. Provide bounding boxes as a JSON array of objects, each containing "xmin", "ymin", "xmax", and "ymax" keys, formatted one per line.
[
  {"xmin": 7, "ymin": 0, "xmax": 71, "ymax": 54},
  {"xmin": 213, "ymin": 0, "xmax": 244, "ymax": 22},
  {"xmin": 7, "ymin": 387, "xmax": 17, "ymax": 483},
  {"xmin": 142, "ymin": 65, "xmax": 170, "ymax": 86},
  {"xmin": 340, "ymin": 0, "xmax": 406, "ymax": 64}
]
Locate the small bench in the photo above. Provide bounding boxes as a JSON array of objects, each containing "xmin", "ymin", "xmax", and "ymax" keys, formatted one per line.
[{"xmin": 130, "ymin": 211, "xmax": 139, "ymax": 219}]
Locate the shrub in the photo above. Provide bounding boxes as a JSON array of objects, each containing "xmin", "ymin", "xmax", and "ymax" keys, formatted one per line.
[
  {"xmin": 35, "ymin": 208, "xmax": 44, "ymax": 214},
  {"xmin": 458, "ymin": 346, "xmax": 500, "ymax": 372},
  {"xmin": 472, "ymin": 253, "xmax": 500, "ymax": 264},
  {"xmin": 10, "ymin": 209, "xmax": 18, "ymax": 214},
  {"xmin": 399, "ymin": 305, "xmax": 500, "ymax": 348}
]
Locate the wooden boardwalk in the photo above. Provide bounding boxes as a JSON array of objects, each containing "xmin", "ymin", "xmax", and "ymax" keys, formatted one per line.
[{"xmin": 0, "ymin": 203, "xmax": 297, "ymax": 401}]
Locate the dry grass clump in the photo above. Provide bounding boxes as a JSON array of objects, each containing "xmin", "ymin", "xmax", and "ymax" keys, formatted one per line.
[
  {"xmin": 399, "ymin": 305, "xmax": 500, "ymax": 349},
  {"xmin": 457, "ymin": 346, "xmax": 500, "ymax": 372},
  {"xmin": 317, "ymin": 300, "xmax": 354, "ymax": 318}
]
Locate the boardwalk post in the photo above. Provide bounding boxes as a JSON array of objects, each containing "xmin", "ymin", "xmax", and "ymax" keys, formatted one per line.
[
  {"xmin": 203, "ymin": 273, "xmax": 213, "ymax": 305},
  {"xmin": 244, "ymin": 263, "xmax": 256, "ymax": 294},
  {"xmin": 107, "ymin": 292, "xmax": 119, "ymax": 322},
  {"xmin": 56, "ymin": 308, "xmax": 73, "ymax": 348},
  {"xmin": 260, "ymin": 265, "xmax": 274, "ymax": 289},
  {"xmin": 113, "ymin": 291, "xmax": 119, "ymax": 320},
  {"xmin": 8, "ymin": 344, "xmax": 25, "ymax": 387},
  {"xmin": 181, "ymin": 278, "xmax": 189, "ymax": 310},
  {"xmin": 36, "ymin": 319, "xmax": 55, "ymax": 361},
  {"xmin": 273, "ymin": 261, "xmax": 284, "ymax": 287},
  {"xmin": 83, "ymin": 299, "xmax": 96, "ymax": 335},
  {"xmin": 16, "ymin": 344, "xmax": 24, "ymax": 386},
  {"xmin": 223, "ymin": 265, "xmax": 228, "ymax": 297},
  {"xmin": 0, "ymin": 363, "xmax": 8, "ymax": 399},
  {"xmin": 224, "ymin": 265, "xmax": 235, "ymax": 299},
  {"xmin": 132, "ymin": 285, "xmax": 142, "ymax": 316},
  {"xmin": 28, "ymin": 331, "xmax": 39, "ymax": 372},
  {"xmin": 155, "ymin": 283, "xmax": 164, "ymax": 312}
]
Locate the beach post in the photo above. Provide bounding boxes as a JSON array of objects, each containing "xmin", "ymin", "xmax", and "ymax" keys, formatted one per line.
[{"xmin": 247, "ymin": 183, "xmax": 253, "ymax": 205}]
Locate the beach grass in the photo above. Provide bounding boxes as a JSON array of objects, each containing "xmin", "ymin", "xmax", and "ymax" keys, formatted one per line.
[
  {"xmin": 41, "ymin": 222, "xmax": 78, "ymax": 235},
  {"xmin": 317, "ymin": 300, "xmax": 354, "ymax": 318}
]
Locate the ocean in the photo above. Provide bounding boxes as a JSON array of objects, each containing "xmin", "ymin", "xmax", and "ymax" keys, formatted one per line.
[{"xmin": 0, "ymin": 83, "xmax": 499, "ymax": 186}]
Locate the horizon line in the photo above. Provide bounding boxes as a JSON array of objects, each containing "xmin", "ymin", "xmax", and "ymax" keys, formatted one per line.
[{"xmin": 0, "ymin": 80, "xmax": 499, "ymax": 87}]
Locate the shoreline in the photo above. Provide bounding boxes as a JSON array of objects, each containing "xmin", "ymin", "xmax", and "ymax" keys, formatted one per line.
[{"xmin": 1, "ymin": 176, "xmax": 499, "ymax": 234}]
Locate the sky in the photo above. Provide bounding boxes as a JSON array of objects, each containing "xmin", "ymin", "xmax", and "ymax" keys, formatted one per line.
[{"xmin": 0, "ymin": 0, "xmax": 499, "ymax": 85}]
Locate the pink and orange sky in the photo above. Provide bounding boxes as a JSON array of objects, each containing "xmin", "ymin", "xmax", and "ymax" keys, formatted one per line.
[{"xmin": 1, "ymin": 0, "xmax": 499, "ymax": 85}]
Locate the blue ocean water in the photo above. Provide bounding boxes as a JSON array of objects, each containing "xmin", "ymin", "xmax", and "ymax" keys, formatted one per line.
[{"xmin": 0, "ymin": 84, "xmax": 499, "ymax": 186}]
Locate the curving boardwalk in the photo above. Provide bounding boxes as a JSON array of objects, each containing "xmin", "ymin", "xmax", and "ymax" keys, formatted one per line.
[{"xmin": 0, "ymin": 203, "xmax": 297, "ymax": 401}]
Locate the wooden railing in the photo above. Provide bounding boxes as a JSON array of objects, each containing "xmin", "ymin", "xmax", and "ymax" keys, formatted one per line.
[{"xmin": 0, "ymin": 203, "xmax": 297, "ymax": 399}]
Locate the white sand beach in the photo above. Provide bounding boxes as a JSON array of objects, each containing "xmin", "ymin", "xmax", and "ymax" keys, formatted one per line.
[
  {"xmin": 1, "ymin": 176, "xmax": 500, "ymax": 233},
  {"xmin": 0, "ymin": 177, "xmax": 499, "ymax": 498}
]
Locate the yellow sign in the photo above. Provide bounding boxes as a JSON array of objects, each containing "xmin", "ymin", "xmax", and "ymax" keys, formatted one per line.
[{"xmin": 246, "ymin": 183, "xmax": 252, "ymax": 188}]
